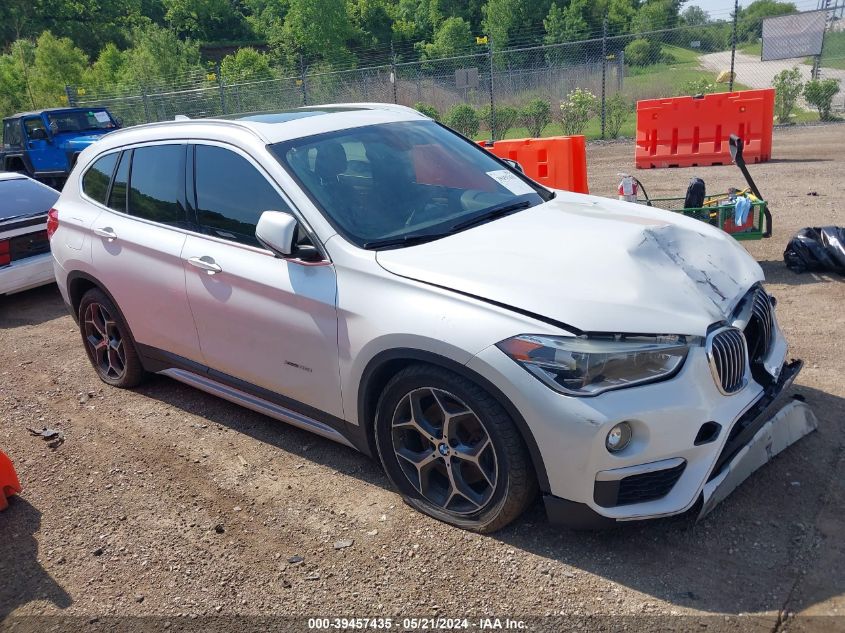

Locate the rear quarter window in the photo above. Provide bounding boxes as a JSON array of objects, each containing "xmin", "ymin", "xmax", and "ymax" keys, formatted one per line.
[{"xmin": 82, "ymin": 153, "xmax": 119, "ymax": 205}]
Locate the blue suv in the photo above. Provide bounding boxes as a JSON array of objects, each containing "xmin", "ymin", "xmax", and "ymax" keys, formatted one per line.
[{"xmin": 1, "ymin": 107, "xmax": 120, "ymax": 187}]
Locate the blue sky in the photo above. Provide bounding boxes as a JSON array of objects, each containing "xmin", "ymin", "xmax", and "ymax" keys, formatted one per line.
[{"xmin": 685, "ymin": 0, "xmax": 825, "ymax": 20}]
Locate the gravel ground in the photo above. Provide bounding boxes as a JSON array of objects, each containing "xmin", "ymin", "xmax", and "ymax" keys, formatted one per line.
[{"xmin": 1, "ymin": 124, "xmax": 844, "ymax": 632}]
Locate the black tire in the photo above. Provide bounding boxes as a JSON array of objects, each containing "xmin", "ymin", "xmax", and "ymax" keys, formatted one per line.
[
  {"xmin": 78, "ymin": 288, "xmax": 146, "ymax": 388},
  {"xmin": 374, "ymin": 364, "xmax": 537, "ymax": 532}
]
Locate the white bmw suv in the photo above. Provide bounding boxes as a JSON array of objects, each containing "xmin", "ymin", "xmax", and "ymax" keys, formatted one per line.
[{"xmin": 50, "ymin": 104, "xmax": 812, "ymax": 532}]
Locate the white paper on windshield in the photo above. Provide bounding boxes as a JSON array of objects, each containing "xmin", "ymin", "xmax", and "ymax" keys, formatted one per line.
[
  {"xmin": 486, "ymin": 169, "xmax": 535, "ymax": 195},
  {"xmin": 93, "ymin": 111, "xmax": 110, "ymax": 123}
]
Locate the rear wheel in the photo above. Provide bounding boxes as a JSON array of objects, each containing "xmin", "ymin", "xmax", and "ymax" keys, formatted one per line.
[
  {"xmin": 78, "ymin": 288, "xmax": 146, "ymax": 388},
  {"xmin": 374, "ymin": 364, "xmax": 536, "ymax": 532}
]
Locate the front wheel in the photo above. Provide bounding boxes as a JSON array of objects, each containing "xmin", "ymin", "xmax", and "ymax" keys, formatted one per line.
[
  {"xmin": 78, "ymin": 288, "xmax": 146, "ymax": 388},
  {"xmin": 374, "ymin": 364, "xmax": 536, "ymax": 532}
]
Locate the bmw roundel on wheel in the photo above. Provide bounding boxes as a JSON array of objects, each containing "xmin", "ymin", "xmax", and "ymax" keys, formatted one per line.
[{"xmin": 48, "ymin": 104, "xmax": 815, "ymax": 532}]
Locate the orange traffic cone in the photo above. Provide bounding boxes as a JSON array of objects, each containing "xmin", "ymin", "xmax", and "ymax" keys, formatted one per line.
[{"xmin": 0, "ymin": 449, "xmax": 21, "ymax": 510}]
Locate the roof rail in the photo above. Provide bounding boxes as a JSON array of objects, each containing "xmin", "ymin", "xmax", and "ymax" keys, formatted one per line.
[{"xmin": 105, "ymin": 117, "xmax": 268, "ymax": 142}]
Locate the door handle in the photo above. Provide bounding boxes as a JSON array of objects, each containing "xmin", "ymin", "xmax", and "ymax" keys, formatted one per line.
[
  {"xmin": 188, "ymin": 256, "xmax": 222, "ymax": 274},
  {"xmin": 93, "ymin": 226, "xmax": 117, "ymax": 241}
]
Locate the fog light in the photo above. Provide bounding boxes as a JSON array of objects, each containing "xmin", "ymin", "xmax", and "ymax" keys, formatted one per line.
[{"xmin": 606, "ymin": 422, "xmax": 632, "ymax": 452}]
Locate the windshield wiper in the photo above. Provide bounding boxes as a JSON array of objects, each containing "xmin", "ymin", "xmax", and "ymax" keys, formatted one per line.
[
  {"xmin": 449, "ymin": 200, "xmax": 533, "ymax": 232},
  {"xmin": 363, "ymin": 232, "xmax": 452, "ymax": 249}
]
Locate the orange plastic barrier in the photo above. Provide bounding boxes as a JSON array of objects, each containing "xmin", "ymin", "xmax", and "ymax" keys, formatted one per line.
[
  {"xmin": 481, "ymin": 136, "xmax": 589, "ymax": 194},
  {"xmin": 0, "ymin": 449, "xmax": 21, "ymax": 510},
  {"xmin": 636, "ymin": 89, "xmax": 774, "ymax": 169}
]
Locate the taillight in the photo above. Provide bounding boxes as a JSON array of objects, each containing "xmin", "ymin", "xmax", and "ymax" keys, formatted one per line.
[
  {"xmin": 0, "ymin": 240, "xmax": 9, "ymax": 267},
  {"xmin": 46, "ymin": 208, "xmax": 59, "ymax": 240}
]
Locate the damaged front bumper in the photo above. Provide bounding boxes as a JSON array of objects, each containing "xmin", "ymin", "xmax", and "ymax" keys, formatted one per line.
[
  {"xmin": 699, "ymin": 359, "xmax": 816, "ymax": 517},
  {"xmin": 544, "ymin": 359, "xmax": 817, "ymax": 529}
]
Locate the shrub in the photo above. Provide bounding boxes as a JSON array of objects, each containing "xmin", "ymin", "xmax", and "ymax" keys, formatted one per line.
[
  {"xmin": 520, "ymin": 98, "xmax": 552, "ymax": 138},
  {"xmin": 624, "ymin": 38, "xmax": 663, "ymax": 67},
  {"xmin": 803, "ymin": 78, "xmax": 841, "ymax": 121},
  {"xmin": 414, "ymin": 102, "xmax": 440, "ymax": 121},
  {"xmin": 558, "ymin": 88, "xmax": 597, "ymax": 136},
  {"xmin": 479, "ymin": 104, "xmax": 520, "ymax": 140},
  {"xmin": 445, "ymin": 103, "xmax": 479, "ymax": 137},
  {"xmin": 773, "ymin": 67, "xmax": 804, "ymax": 124},
  {"xmin": 604, "ymin": 93, "xmax": 632, "ymax": 139},
  {"xmin": 682, "ymin": 77, "xmax": 718, "ymax": 96}
]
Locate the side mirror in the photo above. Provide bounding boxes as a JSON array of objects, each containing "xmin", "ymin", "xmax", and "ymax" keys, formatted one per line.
[
  {"xmin": 29, "ymin": 128, "xmax": 48, "ymax": 141},
  {"xmin": 256, "ymin": 211, "xmax": 297, "ymax": 257},
  {"xmin": 502, "ymin": 158, "xmax": 524, "ymax": 173}
]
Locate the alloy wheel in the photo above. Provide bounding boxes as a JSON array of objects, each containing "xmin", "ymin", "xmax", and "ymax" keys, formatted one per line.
[
  {"xmin": 83, "ymin": 302, "xmax": 126, "ymax": 380},
  {"xmin": 390, "ymin": 387, "xmax": 498, "ymax": 515}
]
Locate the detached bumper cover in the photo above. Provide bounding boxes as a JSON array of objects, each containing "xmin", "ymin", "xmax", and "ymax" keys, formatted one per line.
[
  {"xmin": 700, "ymin": 396, "xmax": 817, "ymax": 518},
  {"xmin": 545, "ymin": 360, "xmax": 816, "ymax": 529}
]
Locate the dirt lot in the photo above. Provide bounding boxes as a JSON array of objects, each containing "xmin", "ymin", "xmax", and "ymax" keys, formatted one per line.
[{"xmin": 1, "ymin": 124, "xmax": 844, "ymax": 632}]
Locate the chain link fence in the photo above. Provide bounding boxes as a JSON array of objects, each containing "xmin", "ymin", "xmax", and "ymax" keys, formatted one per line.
[{"xmin": 68, "ymin": 7, "xmax": 845, "ymax": 139}]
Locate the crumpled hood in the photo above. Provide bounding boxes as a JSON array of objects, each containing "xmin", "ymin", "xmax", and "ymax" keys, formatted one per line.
[{"xmin": 376, "ymin": 191, "xmax": 763, "ymax": 335}]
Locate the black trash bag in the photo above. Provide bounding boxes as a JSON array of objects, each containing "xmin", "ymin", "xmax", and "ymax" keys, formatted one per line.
[
  {"xmin": 684, "ymin": 177, "xmax": 706, "ymax": 209},
  {"xmin": 783, "ymin": 226, "xmax": 845, "ymax": 274}
]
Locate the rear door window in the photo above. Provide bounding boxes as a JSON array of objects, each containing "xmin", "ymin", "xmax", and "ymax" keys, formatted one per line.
[
  {"xmin": 82, "ymin": 153, "xmax": 118, "ymax": 205},
  {"xmin": 193, "ymin": 144, "xmax": 291, "ymax": 245},
  {"xmin": 127, "ymin": 145, "xmax": 186, "ymax": 226}
]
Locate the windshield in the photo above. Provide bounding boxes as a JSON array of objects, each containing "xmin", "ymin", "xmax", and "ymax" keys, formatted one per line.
[
  {"xmin": 47, "ymin": 109, "xmax": 117, "ymax": 134},
  {"xmin": 269, "ymin": 120, "xmax": 548, "ymax": 248}
]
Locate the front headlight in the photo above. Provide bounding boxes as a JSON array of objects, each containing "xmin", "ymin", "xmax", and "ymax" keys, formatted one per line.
[{"xmin": 496, "ymin": 334, "xmax": 698, "ymax": 396}]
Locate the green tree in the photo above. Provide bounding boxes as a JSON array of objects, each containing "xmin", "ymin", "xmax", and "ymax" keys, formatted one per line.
[
  {"xmin": 164, "ymin": 0, "xmax": 253, "ymax": 42},
  {"xmin": 520, "ymin": 98, "xmax": 551, "ymax": 137},
  {"xmin": 482, "ymin": 0, "xmax": 552, "ymax": 50},
  {"xmin": 632, "ymin": 0, "xmax": 678, "ymax": 33},
  {"xmin": 31, "ymin": 32, "xmax": 89, "ymax": 108},
  {"xmin": 242, "ymin": 0, "xmax": 290, "ymax": 40},
  {"xmin": 422, "ymin": 17, "xmax": 473, "ymax": 59},
  {"xmin": 772, "ymin": 66, "xmax": 803, "ymax": 124},
  {"xmin": 0, "ymin": 41, "xmax": 36, "ymax": 116},
  {"xmin": 349, "ymin": 0, "xmax": 395, "ymax": 49},
  {"xmin": 220, "ymin": 48, "xmax": 275, "ymax": 82},
  {"xmin": 275, "ymin": 0, "xmax": 353, "ymax": 68},
  {"xmin": 121, "ymin": 24, "xmax": 204, "ymax": 90},
  {"xmin": 446, "ymin": 103, "xmax": 480, "ymax": 137},
  {"xmin": 603, "ymin": 0, "xmax": 637, "ymax": 35},
  {"xmin": 737, "ymin": 1, "xmax": 796, "ymax": 42},
  {"xmin": 84, "ymin": 43, "xmax": 127, "ymax": 92},
  {"xmin": 543, "ymin": 0, "xmax": 589, "ymax": 44},
  {"xmin": 804, "ymin": 79, "xmax": 841, "ymax": 121},
  {"xmin": 682, "ymin": 5, "xmax": 709, "ymax": 26}
]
